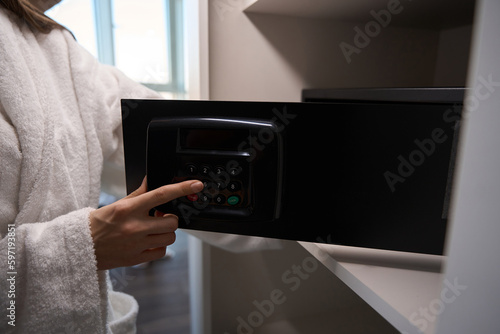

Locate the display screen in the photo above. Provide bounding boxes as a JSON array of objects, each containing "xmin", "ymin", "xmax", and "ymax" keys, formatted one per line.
[{"xmin": 180, "ymin": 128, "xmax": 250, "ymax": 151}]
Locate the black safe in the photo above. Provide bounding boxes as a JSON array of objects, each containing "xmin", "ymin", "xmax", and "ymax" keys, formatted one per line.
[{"xmin": 122, "ymin": 88, "xmax": 463, "ymax": 255}]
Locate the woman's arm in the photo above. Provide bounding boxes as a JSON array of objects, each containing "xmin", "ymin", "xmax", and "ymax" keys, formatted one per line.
[{"xmin": 0, "ymin": 178, "xmax": 203, "ymax": 333}]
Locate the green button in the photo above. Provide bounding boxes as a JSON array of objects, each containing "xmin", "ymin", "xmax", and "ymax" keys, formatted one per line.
[{"xmin": 227, "ymin": 195, "xmax": 240, "ymax": 206}]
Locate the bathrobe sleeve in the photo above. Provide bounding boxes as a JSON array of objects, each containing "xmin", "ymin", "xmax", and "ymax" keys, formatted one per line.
[
  {"xmin": 0, "ymin": 208, "xmax": 107, "ymax": 334},
  {"xmin": 0, "ymin": 9, "xmax": 158, "ymax": 333},
  {"xmin": 67, "ymin": 34, "xmax": 162, "ymax": 200}
]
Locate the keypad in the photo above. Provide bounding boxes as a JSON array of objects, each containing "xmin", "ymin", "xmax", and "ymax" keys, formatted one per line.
[{"xmin": 178, "ymin": 160, "xmax": 247, "ymax": 208}]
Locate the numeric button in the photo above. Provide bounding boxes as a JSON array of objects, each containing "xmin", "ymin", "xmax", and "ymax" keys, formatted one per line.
[
  {"xmin": 227, "ymin": 181, "xmax": 241, "ymax": 192},
  {"xmin": 200, "ymin": 165, "xmax": 211, "ymax": 176},
  {"xmin": 214, "ymin": 194, "xmax": 226, "ymax": 205},
  {"xmin": 185, "ymin": 164, "xmax": 197, "ymax": 175},
  {"xmin": 228, "ymin": 165, "xmax": 242, "ymax": 176},
  {"xmin": 198, "ymin": 194, "xmax": 210, "ymax": 205},
  {"xmin": 214, "ymin": 166, "xmax": 225, "ymax": 175},
  {"xmin": 215, "ymin": 181, "xmax": 226, "ymax": 191}
]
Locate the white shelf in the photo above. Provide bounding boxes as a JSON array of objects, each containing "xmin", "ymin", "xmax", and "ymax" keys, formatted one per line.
[
  {"xmin": 244, "ymin": 0, "xmax": 474, "ymax": 29},
  {"xmin": 201, "ymin": 0, "xmax": 497, "ymax": 333},
  {"xmin": 298, "ymin": 242, "xmax": 445, "ymax": 334}
]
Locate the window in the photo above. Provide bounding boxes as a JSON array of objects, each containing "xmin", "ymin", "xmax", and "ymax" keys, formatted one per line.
[{"xmin": 47, "ymin": 0, "xmax": 184, "ymax": 98}]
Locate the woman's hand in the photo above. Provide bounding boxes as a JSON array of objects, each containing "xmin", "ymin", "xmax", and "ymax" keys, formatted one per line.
[{"xmin": 89, "ymin": 177, "xmax": 203, "ymax": 270}]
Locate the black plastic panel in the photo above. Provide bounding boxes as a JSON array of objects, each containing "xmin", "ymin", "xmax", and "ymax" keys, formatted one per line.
[
  {"xmin": 122, "ymin": 96, "xmax": 462, "ymax": 255},
  {"xmin": 147, "ymin": 117, "xmax": 283, "ymax": 222}
]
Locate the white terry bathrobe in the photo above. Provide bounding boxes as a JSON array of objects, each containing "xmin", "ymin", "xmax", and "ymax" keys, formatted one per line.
[{"xmin": 0, "ymin": 8, "xmax": 159, "ymax": 333}]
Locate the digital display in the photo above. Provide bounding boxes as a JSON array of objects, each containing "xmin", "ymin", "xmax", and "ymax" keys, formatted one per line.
[{"xmin": 180, "ymin": 128, "xmax": 250, "ymax": 151}]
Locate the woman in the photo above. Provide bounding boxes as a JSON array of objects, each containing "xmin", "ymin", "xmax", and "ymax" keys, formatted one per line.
[{"xmin": 0, "ymin": 0, "xmax": 203, "ymax": 332}]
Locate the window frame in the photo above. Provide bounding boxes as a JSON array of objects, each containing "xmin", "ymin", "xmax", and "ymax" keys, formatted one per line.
[{"xmin": 92, "ymin": 0, "xmax": 184, "ymax": 94}]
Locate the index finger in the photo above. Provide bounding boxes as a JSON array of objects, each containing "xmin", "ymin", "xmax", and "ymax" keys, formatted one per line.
[{"xmin": 131, "ymin": 180, "xmax": 204, "ymax": 211}]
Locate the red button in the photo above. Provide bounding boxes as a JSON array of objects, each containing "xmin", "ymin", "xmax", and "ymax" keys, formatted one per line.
[{"xmin": 187, "ymin": 194, "xmax": 198, "ymax": 202}]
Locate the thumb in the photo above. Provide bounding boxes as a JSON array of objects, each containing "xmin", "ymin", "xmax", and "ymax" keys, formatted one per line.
[{"xmin": 126, "ymin": 176, "xmax": 148, "ymax": 198}]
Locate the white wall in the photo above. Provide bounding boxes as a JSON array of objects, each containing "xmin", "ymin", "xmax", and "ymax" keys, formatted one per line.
[
  {"xmin": 208, "ymin": 1, "xmax": 440, "ymax": 102},
  {"xmin": 433, "ymin": 25, "xmax": 473, "ymax": 87},
  {"xmin": 209, "ymin": 239, "xmax": 399, "ymax": 333},
  {"xmin": 436, "ymin": 1, "xmax": 500, "ymax": 333}
]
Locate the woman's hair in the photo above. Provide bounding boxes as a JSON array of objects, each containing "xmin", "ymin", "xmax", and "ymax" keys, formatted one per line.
[{"xmin": 0, "ymin": 0, "xmax": 65, "ymax": 33}]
